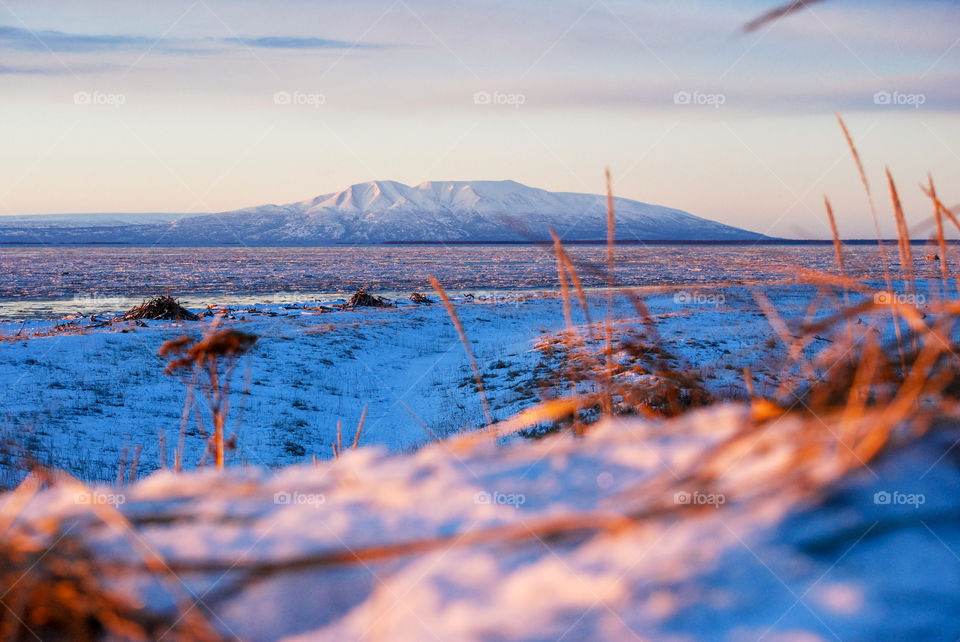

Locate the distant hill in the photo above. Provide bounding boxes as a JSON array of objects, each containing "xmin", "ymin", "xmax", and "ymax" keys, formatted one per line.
[{"xmin": 0, "ymin": 180, "xmax": 768, "ymax": 245}]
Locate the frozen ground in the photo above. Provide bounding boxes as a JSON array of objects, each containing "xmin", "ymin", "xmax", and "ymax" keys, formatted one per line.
[
  {"xmin": 4, "ymin": 405, "xmax": 958, "ymax": 640},
  {"xmin": 0, "ymin": 277, "xmax": 936, "ymax": 487},
  {"xmin": 0, "ymin": 287, "xmax": 788, "ymax": 485}
]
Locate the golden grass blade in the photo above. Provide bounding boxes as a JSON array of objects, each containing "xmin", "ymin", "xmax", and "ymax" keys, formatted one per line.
[
  {"xmin": 550, "ymin": 229, "xmax": 573, "ymax": 330},
  {"xmin": 158, "ymin": 428, "xmax": 166, "ymax": 470},
  {"xmin": 837, "ymin": 334, "xmax": 881, "ymax": 469},
  {"xmin": 429, "ymin": 276, "xmax": 493, "ymax": 427},
  {"xmin": 116, "ymin": 447, "xmax": 127, "ymax": 487},
  {"xmin": 752, "ymin": 290, "xmax": 796, "ymax": 352},
  {"xmin": 336, "ymin": 420, "xmax": 342, "ymax": 457},
  {"xmin": 886, "ymin": 168, "xmax": 915, "ymax": 290},
  {"xmin": 129, "ymin": 444, "xmax": 142, "ymax": 485},
  {"xmin": 935, "ymin": 197, "xmax": 960, "ymax": 233},
  {"xmin": 854, "ymin": 322, "xmax": 948, "ymax": 461},
  {"xmin": 886, "ymin": 167, "xmax": 918, "ymax": 357},
  {"xmin": 562, "ymin": 251, "xmax": 593, "ymax": 326},
  {"xmin": 606, "ymin": 168, "xmax": 615, "ymax": 286},
  {"xmin": 450, "ymin": 396, "xmax": 594, "ymax": 448},
  {"xmin": 836, "ymin": 116, "xmax": 904, "ymax": 369},
  {"xmin": 836, "ymin": 114, "xmax": 892, "ymax": 287},
  {"xmin": 920, "ymin": 187, "xmax": 960, "ymax": 295},
  {"xmin": 752, "ymin": 289, "xmax": 818, "ymax": 401},
  {"xmin": 928, "ymin": 175, "xmax": 950, "ymax": 291},
  {"xmin": 353, "ymin": 405, "xmax": 368, "ymax": 450},
  {"xmin": 604, "ymin": 168, "xmax": 615, "ymax": 416},
  {"xmin": 823, "ymin": 196, "xmax": 849, "ymax": 303},
  {"xmin": 742, "ymin": 368, "xmax": 755, "ymax": 399}
]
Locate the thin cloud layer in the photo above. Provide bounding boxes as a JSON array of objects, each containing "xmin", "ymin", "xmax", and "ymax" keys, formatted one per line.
[
  {"xmin": 226, "ymin": 36, "xmax": 388, "ymax": 50},
  {"xmin": 0, "ymin": 24, "xmax": 391, "ymax": 54}
]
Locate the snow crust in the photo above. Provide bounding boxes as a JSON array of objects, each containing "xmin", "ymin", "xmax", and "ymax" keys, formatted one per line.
[{"xmin": 4, "ymin": 407, "xmax": 958, "ymax": 640}]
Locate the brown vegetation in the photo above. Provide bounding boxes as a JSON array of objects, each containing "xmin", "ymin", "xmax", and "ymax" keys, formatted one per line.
[{"xmin": 123, "ymin": 296, "xmax": 198, "ymax": 321}]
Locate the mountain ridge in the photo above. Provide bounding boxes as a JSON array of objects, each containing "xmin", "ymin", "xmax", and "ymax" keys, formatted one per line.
[{"xmin": 0, "ymin": 180, "xmax": 768, "ymax": 244}]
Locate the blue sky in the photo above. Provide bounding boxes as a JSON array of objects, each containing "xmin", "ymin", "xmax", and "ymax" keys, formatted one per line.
[{"xmin": 0, "ymin": 0, "xmax": 958, "ymax": 238}]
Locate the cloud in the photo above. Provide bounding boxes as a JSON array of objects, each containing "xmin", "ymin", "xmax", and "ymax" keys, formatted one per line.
[
  {"xmin": 0, "ymin": 25, "xmax": 158, "ymax": 52},
  {"xmin": 0, "ymin": 63, "xmax": 67, "ymax": 74},
  {"xmin": 0, "ymin": 62, "xmax": 121, "ymax": 75},
  {"xmin": 0, "ymin": 25, "xmax": 391, "ymax": 55},
  {"xmin": 225, "ymin": 36, "xmax": 388, "ymax": 50}
]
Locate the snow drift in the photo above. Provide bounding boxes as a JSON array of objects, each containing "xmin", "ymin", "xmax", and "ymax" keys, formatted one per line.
[{"xmin": 3, "ymin": 405, "xmax": 957, "ymax": 640}]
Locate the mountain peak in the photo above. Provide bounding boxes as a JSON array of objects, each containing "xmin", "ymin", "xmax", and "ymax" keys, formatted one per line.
[{"xmin": 244, "ymin": 179, "xmax": 766, "ymax": 243}]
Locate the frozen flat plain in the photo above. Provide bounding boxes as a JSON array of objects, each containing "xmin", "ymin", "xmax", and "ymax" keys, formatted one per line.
[
  {"xmin": 0, "ymin": 244, "xmax": 936, "ymax": 318},
  {"xmin": 0, "ymin": 244, "xmax": 942, "ymax": 486},
  {"xmin": 0, "ymin": 288, "xmax": 794, "ymax": 485}
]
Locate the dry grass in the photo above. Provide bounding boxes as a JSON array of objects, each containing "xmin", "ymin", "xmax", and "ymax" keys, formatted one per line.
[
  {"xmin": 159, "ymin": 323, "xmax": 258, "ymax": 470},
  {"xmin": 429, "ymin": 275, "xmax": 493, "ymax": 427},
  {"xmin": 743, "ymin": 0, "xmax": 828, "ymax": 33},
  {"xmin": 123, "ymin": 296, "xmax": 198, "ymax": 322}
]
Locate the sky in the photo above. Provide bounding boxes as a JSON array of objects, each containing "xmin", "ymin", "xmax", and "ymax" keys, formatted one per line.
[{"xmin": 0, "ymin": 0, "xmax": 958, "ymax": 239}]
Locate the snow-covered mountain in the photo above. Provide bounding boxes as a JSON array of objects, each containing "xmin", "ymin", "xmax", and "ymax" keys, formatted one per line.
[{"xmin": 0, "ymin": 180, "xmax": 767, "ymax": 244}]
